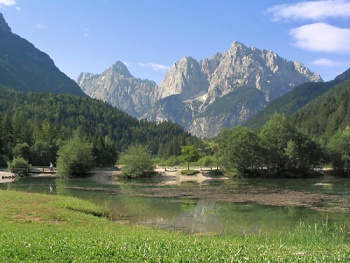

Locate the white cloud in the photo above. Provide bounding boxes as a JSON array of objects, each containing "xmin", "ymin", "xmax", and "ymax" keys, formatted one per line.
[
  {"xmin": 0, "ymin": 0, "xmax": 16, "ymax": 6},
  {"xmin": 268, "ymin": 0, "xmax": 350, "ymax": 21},
  {"xmin": 312, "ymin": 58, "xmax": 350, "ymax": 67},
  {"xmin": 290, "ymin": 22, "xmax": 350, "ymax": 53},
  {"xmin": 36, "ymin": 24, "xmax": 47, "ymax": 30},
  {"xmin": 138, "ymin": 62, "xmax": 170, "ymax": 72}
]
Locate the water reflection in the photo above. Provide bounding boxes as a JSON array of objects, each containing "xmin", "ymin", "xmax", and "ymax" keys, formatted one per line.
[{"xmin": 1, "ymin": 175, "xmax": 350, "ymax": 235}]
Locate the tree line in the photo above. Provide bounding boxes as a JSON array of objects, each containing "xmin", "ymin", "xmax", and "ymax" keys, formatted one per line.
[
  {"xmin": 0, "ymin": 86, "xmax": 201, "ymax": 169},
  {"xmin": 3, "ymin": 85, "xmax": 350, "ymax": 178},
  {"xmin": 215, "ymin": 113, "xmax": 350, "ymax": 177}
]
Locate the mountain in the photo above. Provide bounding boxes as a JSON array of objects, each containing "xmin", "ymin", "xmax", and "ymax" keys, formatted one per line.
[
  {"xmin": 77, "ymin": 62, "xmax": 157, "ymax": 118},
  {"xmin": 79, "ymin": 42, "xmax": 322, "ymax": 138},
  {"xmin": 0, "ymin": 13, "xmax": 85, "ymax": 96}
]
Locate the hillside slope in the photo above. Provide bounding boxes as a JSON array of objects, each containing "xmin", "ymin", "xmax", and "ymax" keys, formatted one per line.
[
  {"xmin": 244, "ymin": 68, "xmax": 350, "ymax": 130},
  {"xmin": 0, "ymin": 13, "xmax": 85, "ymax": 96}
]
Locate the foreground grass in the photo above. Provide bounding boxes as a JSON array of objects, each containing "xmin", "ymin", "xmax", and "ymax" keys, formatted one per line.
[{"xmin": 0, "ymin": 190, "xmax": 350, "ymax": 262}]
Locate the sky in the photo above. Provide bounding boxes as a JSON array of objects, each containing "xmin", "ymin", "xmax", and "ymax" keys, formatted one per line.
[{"xmin": 1, "ymin": 0, "xmax": 350, "ymax": 83}]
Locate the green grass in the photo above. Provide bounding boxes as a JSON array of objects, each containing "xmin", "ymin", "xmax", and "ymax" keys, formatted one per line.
[{"xmin": 1, "ymin": 190, "xmax": 350, "ymax": 262}]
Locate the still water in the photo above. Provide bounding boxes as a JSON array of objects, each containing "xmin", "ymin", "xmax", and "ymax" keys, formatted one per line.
[{"xmin": 1, "ymin": 175, "xmax": 350, "ymax": 235}]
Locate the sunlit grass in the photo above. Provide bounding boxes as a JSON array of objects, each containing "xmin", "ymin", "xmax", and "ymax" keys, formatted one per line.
[{"xmin": 1, "ymin": 190, "xmax": 349, "ymax": 262}]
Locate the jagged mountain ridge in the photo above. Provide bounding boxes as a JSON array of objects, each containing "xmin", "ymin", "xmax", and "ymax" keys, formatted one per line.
[
  {"xmin": 0, "ymin": 13, "xmax": 86, "ymax": 96},
  {"xmin": 77, "ymin": 62, "xmax": 157, "ymax": 118},
  {"xmin": 79, "ymin": 42, "xmax": 322, "ymax": 138}
]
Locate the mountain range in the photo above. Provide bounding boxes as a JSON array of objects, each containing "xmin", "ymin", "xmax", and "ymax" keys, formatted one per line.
[
  {"xmin": 1, "ymin": 13, "xmax": 332, "ymax": 139},
  {"xmin": 78, "ymin": 42, "xmax": 322, "ymax": 138}
]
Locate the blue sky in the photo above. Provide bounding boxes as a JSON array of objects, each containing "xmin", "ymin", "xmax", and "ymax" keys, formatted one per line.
[{"xmin": 1, "ymin": 0, "xmax": 350, "ymax": 83}]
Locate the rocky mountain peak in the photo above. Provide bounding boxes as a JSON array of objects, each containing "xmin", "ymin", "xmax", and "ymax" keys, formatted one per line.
[
  {"xmin": 111, "ymin": 61, "xmax": 132, "ymax": 78},
  {"xmin": 229, "ymin": 41, "xmax": 248, "ymax": 52},
  {"xmin": 80, "ymin": 41, "xmax": 324, "ymax": 138},
  {"xmin": 0, "ymin": 13, "xmax": 11, "ymax": 33},
  {"xmin": 78, "ymin": 62, "xmax": 157, "ymax": 118},
  {"xmin": 155, "ymin": 56, "xmax": 207, "ymax": 101}
]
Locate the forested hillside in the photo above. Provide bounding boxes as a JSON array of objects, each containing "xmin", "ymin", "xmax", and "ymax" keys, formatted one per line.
[
  {"xmin": 244, "ymin": 81, "xmax": 334, "ymax": 128},
  {"xmin": 0, "ymin": 86, "xmax": 200, "ymax": 167},
  {"xmin": 0, "ymin": 14, "xmax": 86, "ymax": 96},
  {"xmin": 290, "ymin": 80, "xmax": 350, "ymax": 143},
  {"xmin": 245, "ymin": 68, "xmax": 350, "ymax": 129}
]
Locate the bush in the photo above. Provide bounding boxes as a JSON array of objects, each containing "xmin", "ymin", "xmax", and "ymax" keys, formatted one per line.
[
  {"xmin": 56, "ymin": 133, "xmax": 95, "ymax": 177},
  {"xmin": 198, "ymin": 156, "xmax": 215, "ymax": 167},
  {"xmin": 119, "ymin": 145, "xmax": 154, "ymax": 178},
  {"xmin": 166, "ymin": 155, "xmax": 181, "ymax": 166},
  {"xmin": 7, "ymin": 157, "xmax": 30, "ymax": 176}
]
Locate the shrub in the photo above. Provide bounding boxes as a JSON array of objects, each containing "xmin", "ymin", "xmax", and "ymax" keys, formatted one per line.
[
  {"xmin": 198, "ymin": 156, "xmax": 215, "ymax": 167},
  {"xmin": 56, "ymin": 133, "xmax": 95, "ymax": 177},
  {"xmin": 7, "ymin": 157, "xmax": 30, "ymax": 176},
  {"xmin": 166, "ymin": 155, "xmax": 181, "ymax": 166},
  {"xmin": 119, "ymin": 145, "xmax": 154, "ymax": 178}
]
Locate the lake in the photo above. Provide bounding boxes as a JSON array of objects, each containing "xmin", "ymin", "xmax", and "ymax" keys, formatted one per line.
[{"xmin": 1, "ymin": 173, "xmax": 350, "ymax": 235}]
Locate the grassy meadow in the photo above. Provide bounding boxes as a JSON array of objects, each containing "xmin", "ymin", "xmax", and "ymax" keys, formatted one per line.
[{"xmin": 1, "ymin": 190, "xmax": 350, "ymax": 262}]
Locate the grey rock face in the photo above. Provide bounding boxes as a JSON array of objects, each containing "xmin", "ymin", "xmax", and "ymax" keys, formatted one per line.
[
  {"xmin": 77, "ymin": 61, "xmax": 157, "ymax": 118},
  {"xmin": 155, "ymin": 57, "xmax": 208, "ymax": 101},
  {"xmin": 79, "ymin": 42, "xmax": 322, "ymax": 138}
]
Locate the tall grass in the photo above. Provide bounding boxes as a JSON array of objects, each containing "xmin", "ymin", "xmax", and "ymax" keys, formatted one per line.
[{"xmin": 1, "ymin": 190, "xmax": 349, "ymax": 262}]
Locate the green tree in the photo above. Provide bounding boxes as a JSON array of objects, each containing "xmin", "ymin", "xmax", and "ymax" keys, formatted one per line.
[
  {"xmin": 1, "ymin": 114, "xmax": 14, "ymax": 162},
  {"xmin": 259, "ymin": 114, "xmax": 298, "ymax": 174},
  {"xmin": 92, "ymin": 135, "xmax": 118, "ymax": 167},
  {"xmin": 259, "ymin": 114, "xmax": 323, "ymax": 177},
  {"xmin": 327, "ymin": 126, "xmax": 350, "ymax": 173},
  {"xmin": 7, "ymin": 156, "xmax": 30, "ymax": 177},
  {"xmin": 181, "ymin": 145, "xmax": 199, "ymax": 170},
  {"xmin": 204, "ymin": 140, "xmax": 220, "ymax": 169},
  {"xmin": 217, "ymin": 127, "xmax": 264, "ymax": 176},
  {"xmin": 29, "ymin": 140, "xmax": 53, "ymax": 166},
  {"xmin": 56, "ymin": 132, "xmax": 95, "ymax": 177},
  {"xmin": 118, "ymin": 145, "xmax": 154, "ymax": 178},
  {"xmin": 13, "ymin": 142, "xmax": 30, "ymax": 160},
  {"xmin": 284, "ymin": 133, "xmax": 323, "ymax": 174}
]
